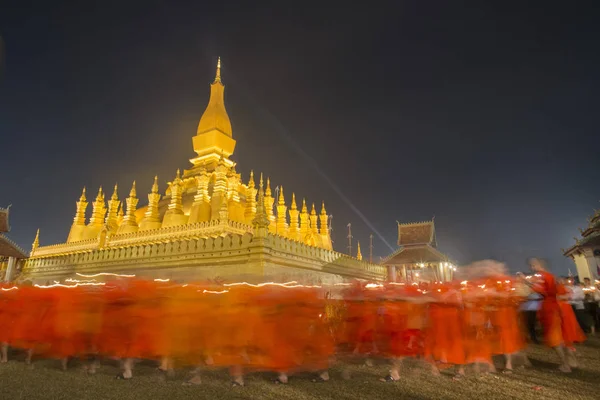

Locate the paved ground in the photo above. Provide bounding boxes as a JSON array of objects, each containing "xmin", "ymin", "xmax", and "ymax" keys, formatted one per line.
[{"xmin": 1, "ymin": 338, "xmax": 599, "ymax": 399}]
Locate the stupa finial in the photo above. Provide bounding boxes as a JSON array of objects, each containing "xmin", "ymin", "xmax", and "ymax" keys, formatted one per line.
[{"xmin": 214, "ymin": 57, "xmax": 221, "ymax": 83}]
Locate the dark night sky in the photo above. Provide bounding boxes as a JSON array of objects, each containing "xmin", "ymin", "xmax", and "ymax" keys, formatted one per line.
[{"xmin": 1, "ymin": 1, "xmax": 599, "ymax": 275}]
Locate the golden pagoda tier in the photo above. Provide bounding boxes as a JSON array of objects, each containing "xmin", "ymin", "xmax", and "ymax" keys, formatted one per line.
[{"xmin": 22, "ymin": 60, "xmax": 385, "ymax": 284}]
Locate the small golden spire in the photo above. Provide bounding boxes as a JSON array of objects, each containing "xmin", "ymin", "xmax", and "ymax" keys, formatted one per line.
[
  {"xmin": 106, "ymin": 184, "xmax": 121, "ymax": 231},
  {"xmin": 259, "ymin": 173, "xmax": 264, "ymax": 189},
  {"xmin": 175, "ymin": 169, "xmax": 181, "ymax": 180},
  {"xmin": 356, "ymin": 242, "xmax": 363, "ymax": 261},
  {"xmin": 265, "ymin": 177, "xmax": 272, "ymax": 197},
  {"xmin": 89, "ymin": 186, "xmax": 107, "ymax": 226},
  {"xmin": 310, "ymin": 203, "xmax": 319, "ymax": 235},
  {"xmin": 252, "ymin": 173, "xmax": 270, "ymax": 230},
  {"xmin": 278, "ymin": 186, "xmax": 285, "ymax": 205},
  {"xmin": 152, "ymin": 175, "xmax": 159, "ymax": 193},
  {"xmin": 95, "ymin": 186, "xmax": 104, "ymax": 201},
  {"xmin": 117, "ymin": 202, "xmax": 124, "ymax": 223},
  {"xmin": 300, "ymin": 198, "xmax": 310, "ymax": 237},
  {"xmin": 80, "ymin": 187, "xmax": 87, "ymax": 201},
  {"xmin": 121, "ymin": 182, "xmax": 139, "ymax": 228},
  {"xmin": 111, "ymin": 184, "xmax": 118, "ymax": 201},
  {"xmin": 143, "ymin": 175, "xmax": 161, "ymax": 225},
  {"xmin": 291, "ymin": 193, "xmax": 297, "ymax": 210},
  {"xmin": 319, "ymin": 201, "xmax": 329, "ymax": 236},
  {"xmin": 129, "ymin": 181, "xmax": 137, "ymax": 197},
  {"xmin": 248, "ymin": 170, "xmax": 255, "ymax": 189}
]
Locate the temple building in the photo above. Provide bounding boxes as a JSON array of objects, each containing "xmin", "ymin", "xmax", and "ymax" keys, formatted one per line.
[
  {"xmin": 22, "ymin": 59, "xmax": 385, "ymax": 284},
  {"xmin": 0, "ymin": 206, "xmax": 28, "ymax": 282},
  {"xmin": 563, "ymin": 204, "xmax": 600, "ymax": 280},
  {"xmin": 381, "ymin": 219, "xmax": 455, "ymax": 282}
]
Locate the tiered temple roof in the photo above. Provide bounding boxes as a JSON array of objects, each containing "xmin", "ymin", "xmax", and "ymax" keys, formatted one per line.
[{"xmin": 381, "ymin": 219, "xmax": 454, "ymax": 282}]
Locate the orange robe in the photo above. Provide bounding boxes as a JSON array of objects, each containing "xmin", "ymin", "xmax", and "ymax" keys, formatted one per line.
[
  {"xmin": 557, "ymin": 285, "xmax": 586, "ymax": 347},
  {"xmin": 425, "ymin": 286, "xmax": 465, "ymax": 365},
  {"xmin": 532, "ymin": 271, "xmax": 563, "ymax": 347}
]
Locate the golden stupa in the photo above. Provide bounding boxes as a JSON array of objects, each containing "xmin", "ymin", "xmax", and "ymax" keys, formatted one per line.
[{"xmin": 23, "ymin": 60, "xmax": 385, "ymax": 284}]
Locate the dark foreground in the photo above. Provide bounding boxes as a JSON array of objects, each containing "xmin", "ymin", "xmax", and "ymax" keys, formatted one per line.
[{"xmin": 1, "ymin": 338, "xmax": 599, "ymax": 400}]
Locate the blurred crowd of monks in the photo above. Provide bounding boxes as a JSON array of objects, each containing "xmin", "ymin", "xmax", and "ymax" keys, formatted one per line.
[{"xmin": 0, "ymin": 259, "xmax": 586, "ymax": 385}]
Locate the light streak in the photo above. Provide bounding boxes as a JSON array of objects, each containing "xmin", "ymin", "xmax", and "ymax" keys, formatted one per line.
[
  {"xmin": 1, "ymin": 286, "xmax": 18, "ymax": 291},
  {"xmin": 223, "ymin": 281, "xmax": 298, "ymax": 288},
  {"xmin": 154, "ymin": 278, "xmax": 170, "ymax": 282},
  {"xmin": 76, "ymin": 272, "xmax": 136, "ymax": 278},
  {"xmin": 35, "ymin": 282, "xmax": 106, "ymax": 289}
]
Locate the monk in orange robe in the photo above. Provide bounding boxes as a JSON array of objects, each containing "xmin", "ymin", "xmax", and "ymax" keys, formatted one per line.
[
  {"xmin": 490, "ymin": 277, "xmax": 528, "ymax": 373},
  {"xmin": 0, "ymin": 284, "xmax": 19, "ymax": 363},
  {"xmin": 425, "ymin": 283, "xmax": 466, "ymax": 379},
  {"xmin": 461, "ymin": 280, "xmax": 495, "ymax": 374},
  {"xmin": 525, "ymin": 258, "xmax": 575, "ymax": 372},
  {"xmin": 556, "ymin": 280, "xmax": 586, "ymax": 356}
]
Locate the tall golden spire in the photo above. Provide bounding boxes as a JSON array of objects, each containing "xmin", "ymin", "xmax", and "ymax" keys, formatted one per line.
[
  {"xmin": 252, "ymin": 173, "xmax": 270, "ymax": 234},
  {"xmin": 121, "ymin": 181, "xmax": 139, "ymax": 227},
  {"xmin": 105, "ymin": 183, "xmax": 120, "ymax": 230},
  {"xmin": 356, "ymin": 241, "xmax": 363, "ymax": 261},
  {"xmin": 244, "ymin": 170, "xmax": 257, "ymax": 223},
  {"xmin": 300, "ymin": 198, "xmax": 309, "ymax": 238},
  {"xmin": 265, "ymin": 177, "xmax": 275, "ymax": 232},
  {"xmin": 167, "ymin": 169, "xmax": 184, "ymax": 215},
  {"xmin": 73, "ymin": 187, "xmax": 88, "ymax": 226},
  {"xmin": 310, "ymin": 203, "xmax": 319, "ymax": 235},
  {"xmin": 196, "ymin": 57, "xmax": 232, "ymax": 137},
  {"xmin": 319, "ymin": 202, "xmax": 328, "ymax": 235},
  {"xmin": 89, "ymin": 187, "xmax": 107, "ymax": 227},
  {"xmin": 144, "ymin": 176, "xmax": 161, "ymax": 223},
  {"xmin": 31, "ymin": 228, "xmax": 40, "ymax": 255},
  {"xmin": 276, "ymin": 186, "xmax": 288, "ymax": 235},
  {"xmin": 289, "ymin": 193, "xmax": 299, "ymax": 239}
]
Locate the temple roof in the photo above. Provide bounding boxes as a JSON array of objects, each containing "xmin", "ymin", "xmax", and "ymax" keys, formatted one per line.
[
  {"xmin": 381, "ymin": 244, "xmax": 448, "ymax": 265},
  {"xmin": 196, "ymin": 58, "xmax": 232, "ymax": 137},
  {"xmin": 397, "ymin": 219, "xmax": 436, "ymax": 247},
  {"xmin": 563, "ymin": 202, "xmax": 600, "ymax": 257},
  {"xmin": 0, "ymin": 207, "xmax": 9, "ymax": 233},
  {"xmin": 564, "ymin": 231, "xmax": 600, "ymax": 256},
  {"xmin": 0, "ymin": 234, "xmax": 27, "ymax": 258}
]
